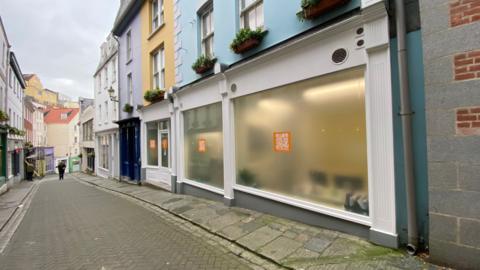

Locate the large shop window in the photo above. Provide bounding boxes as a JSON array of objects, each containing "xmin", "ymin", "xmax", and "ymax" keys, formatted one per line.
[
  {"xmin": 234, "ymin": 68, "xmax": 369, "ymax": 216},
  {"xmin": 146, "ymin": 120, "xmax": 170, "ymax": 168},
  {"xmin": 184, "ymin": 103, "xmax": 223, "ymax": 189}
]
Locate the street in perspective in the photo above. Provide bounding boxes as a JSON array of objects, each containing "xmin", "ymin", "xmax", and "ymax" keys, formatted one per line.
[{"xmin": 0, "ymin": 0, "xmax": 479, "ymax": 269}]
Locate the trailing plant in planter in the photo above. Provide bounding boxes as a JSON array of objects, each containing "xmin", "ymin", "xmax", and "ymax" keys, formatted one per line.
[
  {"xmin": 144, "ymin": 88, "xmax": 166, "ymax": 103},
  {"xmin": 192, "ymin": 55, "xmax": 216, "ymax": 74},
  {"xmin": 0, "ymin": 110, "xmax": 9, "ymax": 122},
  {"xmin": 297, "ymin": 0, "xmax": 350, "ymax": 21},
  {"xmin": 123, "ymin": 103, "xmax": 134, "ymax": 113},
  {"xmin": 230, "ymin": 28, "xmax": 267, "ymax": 54}
]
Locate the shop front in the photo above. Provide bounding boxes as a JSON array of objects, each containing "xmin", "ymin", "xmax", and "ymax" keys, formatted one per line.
[
  {"xmin": 141, "ymin": 101, "xmax": 173, "ymax": 190},
  {"xmin": 174, "ymin": 7, "xmax": 397, "ymax": 248},
  {"xmin": 95, "ymin": 131, "xmax": 119, "ymax": 179}
]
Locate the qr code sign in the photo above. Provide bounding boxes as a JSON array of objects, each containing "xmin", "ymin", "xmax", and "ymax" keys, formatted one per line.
[{"xmin": 273, "ymin": 132, "xmax": 291, "ymax": 153}]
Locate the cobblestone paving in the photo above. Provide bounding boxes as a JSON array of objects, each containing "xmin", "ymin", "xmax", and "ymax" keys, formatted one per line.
[
  {"xmin": 73, "ymin": 173, "xmax": 440, "ymax": 270},
  {"xmin": 0, "ymin": 175, "xmax": 268, "ymax": 270}
]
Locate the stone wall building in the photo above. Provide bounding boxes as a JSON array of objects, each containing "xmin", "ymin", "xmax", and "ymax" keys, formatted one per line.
[{"xmin": 420, "ymin": 0, "xmax": 480, "ymax": 268}]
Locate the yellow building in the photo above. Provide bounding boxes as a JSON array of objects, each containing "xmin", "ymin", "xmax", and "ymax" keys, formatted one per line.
[
  {"xmin": 138, "ymin": 0, "xmax": 176, "ymax": 188},
  {"xmin": 140, "ymin": 0, "xmax": 175, "ymax": 104},
  {"xmin": 23, "ymin": 74, "xmax": 59, "ymax": 106}
]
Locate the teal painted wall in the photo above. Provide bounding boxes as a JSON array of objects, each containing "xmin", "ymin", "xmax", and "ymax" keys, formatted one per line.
[
  {"xmin": 390, "ymin": 30, "xmax": 429, "ymax": 247},
  {"xmin": 177, "ymin": 0, "xmax": 361, "ymax": 87}
]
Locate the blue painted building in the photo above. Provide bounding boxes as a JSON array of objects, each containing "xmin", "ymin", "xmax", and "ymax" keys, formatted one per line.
[
  {"xmin": 112, "ymin": 0, "xmax": 144, "ymax": 182},
  {"xmin": 168, "ymin": 0, "xmax": 429, "ymax": 249}
]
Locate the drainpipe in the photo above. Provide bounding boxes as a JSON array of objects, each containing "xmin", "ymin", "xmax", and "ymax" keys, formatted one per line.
[{"xmin": 395, "ymin": 0, "xmax": 418, "ymax": 255}]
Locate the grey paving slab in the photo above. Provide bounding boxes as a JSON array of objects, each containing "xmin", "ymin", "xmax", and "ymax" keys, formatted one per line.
[
  {"xmin": 0, "ymin": 176, "xmax": 255, "ymax": 270},
  {"xmin": 73, "ymin": 173, "xmax": 436, "ymax": 270}
]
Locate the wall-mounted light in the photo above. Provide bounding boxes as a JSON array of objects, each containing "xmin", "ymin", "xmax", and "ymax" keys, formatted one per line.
[{"xmin": 107, "ymin": 87, "xmax": 119, "ymax": 102}]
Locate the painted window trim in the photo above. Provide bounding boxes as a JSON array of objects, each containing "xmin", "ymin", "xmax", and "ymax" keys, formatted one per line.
[
  {"xmin": 233, "ymin": 184, "xmax": 371, "ymax": 226},
  {"xmin": 126, "ymin": 30, "xmax": 132, "ymax": 62},
  {"xmin": 144, "ymin": 119, "xmax": 170, "ymax": 169},
  {"xmin": 151, "ymin": 0, "xmax": 165, "ymax": 34},
  {"xmin": 239, "ymin": 0, "xmax": 264, "ymax": 29},
  {"xmin": 199, "ymin": 1, "xmax": 214, "ymax": 58},
  {"xmin": 183, "ymin": 178, "xmax": 225, "ymax": 195}
]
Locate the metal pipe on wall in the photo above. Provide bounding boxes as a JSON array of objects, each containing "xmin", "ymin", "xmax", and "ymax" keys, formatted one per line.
[{"xmin": 394, "ymin": 0, "xmax": 418, "ymax": 255}]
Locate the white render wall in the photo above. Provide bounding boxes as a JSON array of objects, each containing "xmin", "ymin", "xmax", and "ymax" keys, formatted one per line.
[
  {"xmin": 0, "ymin": 20, "xmax": 8, "ymax": 112},
  {"xmin": 32, "ymin": 101, "xmax": 46, "ymax": 147},
  {"xmin": 93, "ymin": 34, "xmax": 119, "ymax": 179}
]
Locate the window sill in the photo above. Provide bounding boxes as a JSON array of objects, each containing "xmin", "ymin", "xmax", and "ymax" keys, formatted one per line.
[{"xmin": 148, "ymin": 23, "xmax": 165, "ymax": 40}]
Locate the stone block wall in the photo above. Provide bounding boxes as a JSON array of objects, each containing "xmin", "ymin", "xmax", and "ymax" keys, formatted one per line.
[{"xmin": 420, "ymin": 0, "xmax": 480, "ymax": 269}]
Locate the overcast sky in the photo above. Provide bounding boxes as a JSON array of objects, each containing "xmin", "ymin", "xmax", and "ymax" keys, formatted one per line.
[{"xmin": 1, "ymin": 0, "xmax": 119, "ymax": 99}]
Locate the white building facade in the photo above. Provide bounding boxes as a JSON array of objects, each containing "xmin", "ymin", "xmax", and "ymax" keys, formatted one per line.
[
  {"xmin": 6, "ymin": 52, "xmax": 26, "ymax": 184},
  {"xmin": 80, "ymin": 103, "xmax": 95, "ymax": 173},
  {"xmin": 0, "ymin": 17, "xmax": 10, "ymax": 190},
  {"xmin": 93, "ymin": 34, "xmax": 120, "ymax": 179},
  {"xmin": 31, "ymin": 101, "xmax": 46, "ymax": 147}
]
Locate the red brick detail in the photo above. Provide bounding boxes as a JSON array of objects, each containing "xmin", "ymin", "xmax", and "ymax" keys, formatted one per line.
[
  {"xmin": 454, "ymin": 50, "xmax": 480, "ymax": 81},
  {"xmin": 450, "ymin": 0, "xmax": 480, "ymax": 27},
  {"xmin": 456, "ymin": 106, "xmax": 480, "ymax": 136}
]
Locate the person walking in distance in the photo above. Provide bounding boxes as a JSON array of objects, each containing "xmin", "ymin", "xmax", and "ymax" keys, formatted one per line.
[{"xmin": 57, "ymin": 161, "xmax": 66, "ymax": 180}]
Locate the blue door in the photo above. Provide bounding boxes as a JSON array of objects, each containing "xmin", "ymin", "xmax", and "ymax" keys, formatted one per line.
[{"xmin": 120, "ymin": 119, "xmax": 141, "ymax": 181}]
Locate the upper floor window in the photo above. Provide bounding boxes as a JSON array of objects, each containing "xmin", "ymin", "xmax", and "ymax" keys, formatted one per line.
[
  {"xmin": 105, "ymin": 101, "xmax": 108, "ymax": 122},
  {"xmin": 112, "ymin": 59, "xmax": 116, "ymax": 82},
  {"xmin": 126, "ymin": 30, "xmax": 132, "ymax": 61},
  {"xmin": 152, "ymin": 0, "xmax": 164, "ymax": 31},
  {"xmin": 152, "ymin": 48, "xmax": 165, "ymax": 89},
  {"xmin": 97, "ymin": 74, "xmax": 102, "ymax": 93},
  {"xmin": 1, "ymin": 43, "xmax": 5, "ymax": 67},
  {"xmin": 104, "ymin": 67, "xmax": 108, "ymax": 88},
  {"xmin": 201, "ymin": 3, "xmax": 214, "ymax": 58},
  {"xmin": 240, "ymin": 0, "xmax": 264, "ymax": 29},
  {"xmin": 127, "ymin": 73, "xmax": 133, "ymax": 105},
  {"xmin": 9, "ymin": 68, "xmax": 13, "ymax": 87}
]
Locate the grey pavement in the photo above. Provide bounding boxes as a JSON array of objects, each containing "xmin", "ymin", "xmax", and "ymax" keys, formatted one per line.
[
  {"xmin": 0, "ymin": 175, "xmax": 266, "ymax": 270},
  {"xmin": 73, "ymin": 173, "xmax": 439, "ymax": 270},
  {"xmin": 0, "ymin": 180, "xmax": 37, "ymax": 232}
]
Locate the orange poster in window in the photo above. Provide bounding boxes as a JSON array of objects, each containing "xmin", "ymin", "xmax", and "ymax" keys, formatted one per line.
[
  {"xmin": 161, "ymin": 138, "xmax": 168, "ymax": 150},
  {"xmin": 198, "ymin": 139, "xmax": 207, "ymax": 153},
  {"xmin": 149, "ymin": 139, "xmax": 156, "ymax": 149},
  {"xmin": 273, "ymin": 132, "xmax": 292, "ymax": 153}
]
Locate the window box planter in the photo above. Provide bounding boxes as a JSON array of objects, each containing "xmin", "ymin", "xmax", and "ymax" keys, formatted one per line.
[
  {"xmin": 230, "ymin": 28, "xmax": 267, "ymax": 54},
  {"xmin": 0, "ymin": 110, "xmax": 9, "ymax": 122},
  {"xmin": 144, "ymin": 89, "xmax": 166, "ymax": 103},
  {"xmin": 192, "ymin": 55, "xmax": 216, "ymax": 75},
  {"xmin": 123, "ymin": 103, "xmax": 134, "ymax": 113},
  {"xmin": 297, "ymin": 0, "xmax": 351, "ymax": 21}
]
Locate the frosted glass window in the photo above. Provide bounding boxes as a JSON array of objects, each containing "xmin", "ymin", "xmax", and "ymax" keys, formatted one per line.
[
  {"xmin": 147, "ymin": 122, "xmax": 158, "ymax": 166},
  {"xmin": 184, "ymin": 103, "xmax": 224, "ymax": 189},
  {"xmin": 234, "ymin": 68, "xmax": 369, "ymax": 216}
]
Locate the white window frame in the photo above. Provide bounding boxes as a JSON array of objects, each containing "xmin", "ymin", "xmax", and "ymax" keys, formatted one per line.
[
  {"xmin": 145, "ymin": 120, "xmax": 170, "ymax": 169},
  {"xmin": 112, "ymin": 59, "xmax": 116, "ymax": 82},
  {"xmin": 151, "ymin": 0, "xmax": 164, "ymax": 32},
  {"xmin": 104, "ymin": 67, "xmax": 108, "ymax": 88},
  {"xmin": 126, "ymin": 30, "xmax": 132, "ymax": 61},
  {"xmin": 200, "ymin": 3, "xmax": 214, "ymax": 58},
  {"xmin": 127, "ymin": 73, "xmax": 133, "ymax": 105},
  {"xmin": 152, "ymin": 48, "xmax": 165, "ymax": 89},
  {"xmin": 240, "ymin": 0, "xmax": 264, "ymax": 30},
  {"xmin": 104, "ymin": 101, "xmax": 108, "ymax": 123}
]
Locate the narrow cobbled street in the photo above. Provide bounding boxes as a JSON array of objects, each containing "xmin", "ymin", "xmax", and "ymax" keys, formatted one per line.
[{"xmin": 0, "ymin": 175, "xmax": 256, "ymax": 270}]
